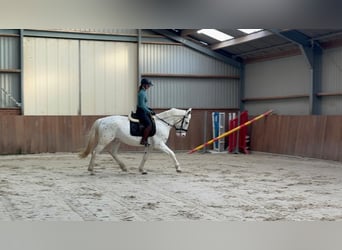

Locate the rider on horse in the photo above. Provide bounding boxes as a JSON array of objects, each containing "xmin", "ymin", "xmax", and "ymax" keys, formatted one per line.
[{"xmin": 136, "ymin": 78, "xmax": 155, "ymax": 146}]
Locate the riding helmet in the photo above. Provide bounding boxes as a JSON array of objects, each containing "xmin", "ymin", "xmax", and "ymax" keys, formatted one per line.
[{"xmin": 141, "ymin": 78, "xmax": 153, "ymax": 86}]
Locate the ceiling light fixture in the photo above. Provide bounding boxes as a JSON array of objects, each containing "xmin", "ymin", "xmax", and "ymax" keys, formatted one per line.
[
  {"xmin": 197, "ymin": 29, "xmax": 234, "ymax": 41},
  {"xmin": 238, "ymin": 29, "xmax": 263, "ymax": 34}
]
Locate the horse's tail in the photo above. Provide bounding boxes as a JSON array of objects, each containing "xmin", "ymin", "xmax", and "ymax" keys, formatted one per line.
[{"xmin": 79, "ymin": 119, "xmax": 100, "ymax": 158}]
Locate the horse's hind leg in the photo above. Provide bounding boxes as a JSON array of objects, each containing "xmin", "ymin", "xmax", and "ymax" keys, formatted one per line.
[
  {"xmin": 108, "ymin": 140, "xmax": 127, "ymax": 172},
  {"xmin": 88, "ymin": 144, "xmax": 106, "ymax": 175},
  {"xmin": 138, "ymin": 146, "xmax": 151, "ymax": 174},
  {"xmin": 88, "ymin": 151, "xmax": 96, "ymax": 174}
]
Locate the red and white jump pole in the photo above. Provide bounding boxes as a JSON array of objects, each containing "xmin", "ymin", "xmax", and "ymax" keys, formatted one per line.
[{"xmin": 188, "ymin": 110, "xmax": 273, "ymax": 154}]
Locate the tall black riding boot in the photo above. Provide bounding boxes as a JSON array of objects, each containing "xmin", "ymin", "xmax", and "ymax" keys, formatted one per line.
[{"xmin": 140, "ymin": 125, "xmax": 152, "ymax": 146}]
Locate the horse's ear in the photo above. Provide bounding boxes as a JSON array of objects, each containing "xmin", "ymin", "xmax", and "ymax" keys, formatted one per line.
[{"xmin": 187, "ymin": 108, "xmax": 192, "ymax": 114}]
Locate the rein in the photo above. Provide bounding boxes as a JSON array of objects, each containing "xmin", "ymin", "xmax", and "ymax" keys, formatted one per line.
[{"xmin": 155, "ymin": 114, "xmax": 188, "ymax": 132}]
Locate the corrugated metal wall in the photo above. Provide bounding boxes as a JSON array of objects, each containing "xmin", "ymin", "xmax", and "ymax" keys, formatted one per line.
[
  {"xmin": 321, "ymin": 46, "xmax": 342, "ymax": 115},
  {"xmin": 142, "ymin": 44, "xmax": 238, "ymax": 75},
  {"xmin": 22, "ymin": 33, "xmax": 240, "ymax": 115},
  {"xmin": 149, "ymin": 78, "xmax": 238, "ymax": 108},
  {"xmin": 142, "ymin": 44, "xmax": 240, "ymax": 109},
  {"xmin": 0, "ymin": 36, "xmax": 20, "ymax": 107},
  {"xmin": 0, "ymin": 74, "xmax": 20, "ymax": 107},
  {"xmin": 0, "ymin": 36, "xmax": 19, "ymax": 68},
  {"xmin": 244, "ymin": 55, "xmax": 311, "ymax": 115},
  {"xmin": 23, "ymin": 37, "xmax": 80, "ymax": 115},
  {"xmin": 6, "ymin": 29, "xmax": 342, "ymax": 116},
  {"xmin": 80, "ymin": 40, "xmax": 137, "ymax": 115},
  {"xmin": 24, "ymin": 37, "xmax": 138, "ymax": 115},
  {"xmin": 244, "ymin": 99, "xmax": 309, "ymax": 116}
]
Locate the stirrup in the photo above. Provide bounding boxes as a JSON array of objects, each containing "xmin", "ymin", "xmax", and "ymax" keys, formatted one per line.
[{"xmin": 140, "ymin": 139, "xmax": 150, "ymax": 146}]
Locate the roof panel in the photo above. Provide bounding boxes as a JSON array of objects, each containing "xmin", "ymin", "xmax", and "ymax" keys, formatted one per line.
[{"xmin": 158, "ymin": 29, "xmax": 342, "ymax": 62}]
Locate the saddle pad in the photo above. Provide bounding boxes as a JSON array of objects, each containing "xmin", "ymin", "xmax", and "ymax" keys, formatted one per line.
[{"xmin": 129, "ymin": 112, "xmax": 156, "ymax": 137}]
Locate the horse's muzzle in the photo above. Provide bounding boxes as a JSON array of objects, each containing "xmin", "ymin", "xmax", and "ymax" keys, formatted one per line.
[{"xmin": 176, "ymin": 131, "xmax": 187, "ymax": 137}]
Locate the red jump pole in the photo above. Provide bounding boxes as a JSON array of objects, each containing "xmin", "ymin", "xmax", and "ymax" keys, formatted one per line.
[{"xmin": 188, "ymin": 110, "xmax": 273, "ymax": 154}]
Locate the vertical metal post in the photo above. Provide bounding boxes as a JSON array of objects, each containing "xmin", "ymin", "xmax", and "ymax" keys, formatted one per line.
[
  {"xmin": 202, "ymin": 111, "xmax": 207, "ymax": 153},
  {"xmin": 78, "ymin": 40, "xmax": 82, "ymax": 115},
  {"xmin": 311, "ymin": 45, "xmax": 322, "ymax": 115},
  {"xmin": 239, "ymin": 64, "xmax": 245, "ymax": 111},
  {"xmin": 234, "ymin": 111, "xmax": 240, "ymax": 154},
  {"xmin": 19, "ymin": 29, "xmax": 24, "ymax": 113},
  {"xmin": 300, "ymin": 43, "xmax": 322, "ymax": 115},
  {"xmin": 137, "ymin": 29, "xmax": 142, "ymax": 85}
]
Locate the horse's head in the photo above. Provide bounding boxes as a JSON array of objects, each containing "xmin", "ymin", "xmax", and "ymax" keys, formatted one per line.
[{"xmin": 175, "ymin": 108, "xmax": 192, "ymax": 137}]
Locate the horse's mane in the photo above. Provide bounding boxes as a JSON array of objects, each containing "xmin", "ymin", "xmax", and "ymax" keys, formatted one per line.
[{"xmin": 157, "ymin": 108, "xmax": 186, "ymax": 119}]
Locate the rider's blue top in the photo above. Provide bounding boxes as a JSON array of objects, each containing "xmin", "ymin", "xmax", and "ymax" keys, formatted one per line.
[{"xmin": 137, "ymin": 88, "xmax": 150, "ymax": 114}]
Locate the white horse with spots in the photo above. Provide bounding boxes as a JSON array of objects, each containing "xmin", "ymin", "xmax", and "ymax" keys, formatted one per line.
[{"xmin": 79, "ymin": 108, "xmax": 192, "ymax": 174}]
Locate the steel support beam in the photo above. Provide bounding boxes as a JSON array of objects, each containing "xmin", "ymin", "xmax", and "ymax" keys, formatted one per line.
[
  {"xmin": 22, "ymin": 29, "xmax": 139, "ymax": 43},
  {"xmin": 137, "ymin": 29, "xmax": 142, "ymax": 85},
  {"xmin": 239, "ymin": 64, "xmax": 245, "ymax": 111},
  {"xmin": 0, "ymin": 29, "xmax": 20, "ymax": 35},
  {"xmin": 180, "ymin": 29, "xmax": 199, "ymax": 37},
  {"xmin": 151, "ymin": 29, "xmax": 242, "ymax": 69},
  {"xmin": 310, "ymin": 46, "xmax": 322, "ymax": 115},
  {"xmin": 211, "ymin": 30, "xmax": 274, "ymax": 50},
  {"xmin": 19, "ymin": 29, "xmax": 24, "ymax": 111},
  {"xmin": 272, "ymin": 29, "xmax": 322, "ymax": 114}
]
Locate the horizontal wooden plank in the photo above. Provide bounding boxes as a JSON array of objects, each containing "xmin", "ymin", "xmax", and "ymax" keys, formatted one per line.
[
  {"xmin": 0, "ymin": 69, "xmax": 21, "ymax": 73},
  {"xmin": 141, "ymin": 41, "xmax": 182, "ymax": 46},
  {"xmin": 142, "ymin": 73, "xmax": 240, "ymax": 79},
  {"xmin": 0, "ymin": 113, "xmax": 341, "ymax": 162},
  {"xmin": 242, "ymin": 94, "xmax": 309, "ymax": 102},
  {"xmin": 250, "ymin": 115, "xmax": 342, "ymax": 162},
  {"xmin": 0, "ymin": 33, "xmax": 20, "ymax": 37},
  {"xmin": 316, "ymin": 92, "xmax": 342, "ymax": 97}
]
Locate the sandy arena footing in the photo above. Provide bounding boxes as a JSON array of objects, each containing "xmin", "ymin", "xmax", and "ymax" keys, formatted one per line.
[{"xmin": 0, "ymin": 151, "xmax": 341, "ymax": 221}]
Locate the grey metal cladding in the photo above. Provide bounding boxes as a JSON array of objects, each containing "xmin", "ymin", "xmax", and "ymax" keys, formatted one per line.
[{"xmin": 142, "ymin": 44, "xmax": 239, "ymax": 109}]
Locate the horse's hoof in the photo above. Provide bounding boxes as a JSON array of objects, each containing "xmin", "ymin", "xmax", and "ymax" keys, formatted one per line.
[
  {"xmin": 176, "ymin": 169, "xmax": 182, "ymax": 173},
  {"xmin": 141, "ymin": 171, "xmax": 148, "ymax": 175},
  {"xmin": 90, "ymin": 171, "xmax": 95, "ymax": 175}
]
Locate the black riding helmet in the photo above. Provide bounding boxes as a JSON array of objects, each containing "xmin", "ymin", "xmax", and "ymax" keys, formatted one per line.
[{"xmin": 140, "ymin": 78, "xmax": 153, "ymax": 86}]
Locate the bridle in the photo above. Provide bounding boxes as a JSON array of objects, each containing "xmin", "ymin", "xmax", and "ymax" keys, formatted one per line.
[{"xmin": 155, "ymin": 112, "xmax": 190, "ymax": 133}]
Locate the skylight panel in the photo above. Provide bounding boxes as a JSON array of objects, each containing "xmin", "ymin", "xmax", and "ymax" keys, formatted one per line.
[
  {"xmin": 197, "ymin": 29, "xmax": 234, "ymax": 41},
  {"xmin": 238, "ymin": 29, "xmax": 263, "ymax": 34}
]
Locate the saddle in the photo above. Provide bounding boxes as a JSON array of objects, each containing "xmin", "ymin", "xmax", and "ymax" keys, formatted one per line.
[{"xmin": 128, "ymin": 112, "xmax": 156, "ymax": 137}]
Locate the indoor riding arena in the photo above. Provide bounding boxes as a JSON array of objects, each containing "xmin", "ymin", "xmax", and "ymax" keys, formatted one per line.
[{"xmin": 1, "ymin": 29, "xmax": 342, "ymax": 221}]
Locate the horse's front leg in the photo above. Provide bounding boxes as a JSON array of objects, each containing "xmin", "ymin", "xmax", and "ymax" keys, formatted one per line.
[
  {"xmin": 138, "ymin": 146, "xmax": 151, "ymax": 174},
  {"xmin": 156, "ymin": 142, "xmax": 181, "ymax": 173}
]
